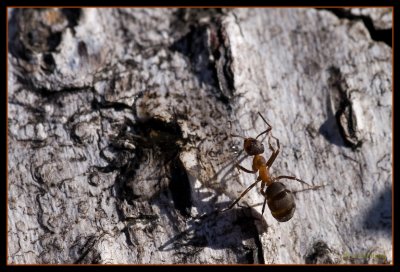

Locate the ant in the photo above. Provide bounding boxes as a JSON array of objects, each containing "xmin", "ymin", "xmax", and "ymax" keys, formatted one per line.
[{"xmin": 223, "ymin": 112, "xmax": 318, "ymax": 222}]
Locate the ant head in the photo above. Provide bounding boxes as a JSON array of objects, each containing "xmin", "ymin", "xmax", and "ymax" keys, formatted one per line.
[{"xmin": 244, "ymin": 138, "xmax": 264, "ymax": 156}]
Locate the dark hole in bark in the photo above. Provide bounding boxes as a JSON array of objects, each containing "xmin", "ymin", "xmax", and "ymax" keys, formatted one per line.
[
  {"xmin": 62, "ymin": 8, "xmax": 82, "ymax": 29},
  {"xmin": 42, "ymin": 53, "xmax": 56, "ymax": 73},
  {"xmin": 169, "ymin": 157, "xmax": 192, "ymax": 218}
]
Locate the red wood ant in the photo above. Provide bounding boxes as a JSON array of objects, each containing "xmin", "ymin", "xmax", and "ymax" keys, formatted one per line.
[{"xmin": 223, "ymin": 112, "xmax": 316, "ymax": 222}]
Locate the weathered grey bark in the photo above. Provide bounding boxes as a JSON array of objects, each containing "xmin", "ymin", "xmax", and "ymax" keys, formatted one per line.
[
  {"xmin": 344, "ymin": 8, "xmax": 392, "ymax": 29},
  {"xmin": 8, "ymin": 8, "xmax": 392, "ymax": 264}
]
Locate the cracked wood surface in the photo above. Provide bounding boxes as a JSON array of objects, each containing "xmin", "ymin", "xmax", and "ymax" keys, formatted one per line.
[{"xmin": 7, "ymin": 8, "xmax": 392, "ymax": 264}]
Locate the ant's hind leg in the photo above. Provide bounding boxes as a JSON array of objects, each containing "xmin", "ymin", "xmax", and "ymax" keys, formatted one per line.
[
  {"xmin": 222, "ymin": 178, "xmax": 261, "ymax": 212},
  {"xmin": 261, "ymin": 198, "xmax": 268, "ymax": 215},
  {"xmin": 272, "ymin": 175, "xmax": 325, "ymax": 193},
  {"xmin": 272, "ymin": 175, "xmax": 310, "ymax": 186},
  {"xmin": 259, "ymin": 181, "xmax": 268, "ymax": 215}
]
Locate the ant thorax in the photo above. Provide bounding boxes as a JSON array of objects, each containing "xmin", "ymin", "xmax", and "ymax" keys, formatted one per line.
[
  {"xmin": 252, "ymin": 154, "xmax": 267, "ymax": 171},
  {"xmin": 252, "ymin": 155, "xmax": 272, "ymax": 185}
]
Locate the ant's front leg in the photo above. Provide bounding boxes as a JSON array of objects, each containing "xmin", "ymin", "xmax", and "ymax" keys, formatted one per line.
[
  {"xmin": 235, "ymin": 163, "xmax": 257, "ymax": 174},
  {"xmin": 266, "ymin": 135, "xmax": 280, "ymax": 168}
]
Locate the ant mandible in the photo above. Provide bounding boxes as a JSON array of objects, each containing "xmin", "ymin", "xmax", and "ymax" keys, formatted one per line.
[{"xmin": 223, "ymin": 112, "xmax": 313, "ymax": 222}]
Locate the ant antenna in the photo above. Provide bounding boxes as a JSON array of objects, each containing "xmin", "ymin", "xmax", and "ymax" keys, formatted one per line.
[
  {"xmin": 255, "ymin": 112, "xmax": 272, "ymax": 140},
  {"xmin": 231, "ymin": 134, "xmax": 246, "ymax": 139},
  {"xmin": 227, "ymin": 119, "xmax": 247, "ymax": 139}
]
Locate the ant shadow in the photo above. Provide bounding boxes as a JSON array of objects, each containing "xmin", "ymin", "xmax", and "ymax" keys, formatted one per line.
[
  {"xmin": 157, "ymin": 200, "xmax": 268, "ymax": 264},
  {"xmin": 154, "ymin": 137, "xmax": 270, "ymax": 263},
  {"xmin": 154, "ymin": 139, "xmax": 290, "ymax": 264},
  {"xmin": 361, "ymin": 186, "xmax": 392, "ymax": 236}
]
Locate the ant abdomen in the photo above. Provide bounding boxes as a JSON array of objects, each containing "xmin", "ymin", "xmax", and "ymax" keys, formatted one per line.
[
  {"xmin": 244, "ymin": 138, "xmax": 264, "ymax": 156},
  {"xmin": 265, "ymin": 182, "xmax": 296, "ymax": 222}
]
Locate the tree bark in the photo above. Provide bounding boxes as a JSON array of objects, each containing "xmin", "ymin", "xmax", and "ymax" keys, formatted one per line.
[{"xmin": 8, "ymin": 8, "xmax": 392, "ymax": 264}]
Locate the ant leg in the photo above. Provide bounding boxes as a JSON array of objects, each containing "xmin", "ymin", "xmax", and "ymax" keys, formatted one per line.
[
  {"xmin": 260, "ymin": 180, "xmax": 266, "ymax": 194},
  {"xmin": 273, "ymin": 175, "xmax": 325, "ymax": 192},
  {"xmin": 255, "ymin": 127, "xmax": 271, "ymax": 140},
  {"xmin": 292, "ymin": 184, "xmax": 326, "ymax": 194},
  {"xmin": 255, "ymin": 112, "xmax": 272, "ymax": 140},
  {"xmin": 266, "ymin": 135, "xmax": 280, "ymax": 167},
  {"xmin": 261, "ymin": 198, "xmax": 268, "ymax": 215},
  {"xmin": 268, "ymin": 135, "xmax": 280, "ymax": 153},
  {"xmin": 222, "ymin": 178, "xmax": 261, "ymax": 212},
  {"xmin": 272, "ymin": 175, "xmax": 311, "ymax": 186},
  {"xmin": 259, "ymin": 181, "xmax": 268, "ymax": 215},
  {"xmin": 231, "ymin": 134, "xmax": 246, "ymax": 139},
  {"xmin": 228, "ymin": 120, "xmax": 249, "ymax": 140},
  {"xmin": 236, "ymin": 163, "xmax": 257, "ymax": 174}
]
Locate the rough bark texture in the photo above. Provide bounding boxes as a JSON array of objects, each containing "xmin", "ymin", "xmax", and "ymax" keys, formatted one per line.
[
  {"xmin": 344, "ymin": 8, "xmax": 392, "ymax": 30},
  {"xmin": 7, "ymin": 8, "xmax": 392, "ymax": 264}
]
